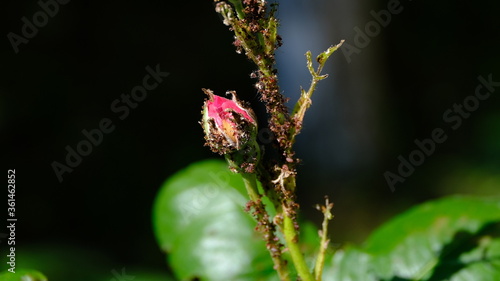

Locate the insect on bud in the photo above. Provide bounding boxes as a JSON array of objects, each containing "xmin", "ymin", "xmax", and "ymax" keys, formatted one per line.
[{"xmin": 201, "ymin": 88, "xmax": 260, "ymax": 173}]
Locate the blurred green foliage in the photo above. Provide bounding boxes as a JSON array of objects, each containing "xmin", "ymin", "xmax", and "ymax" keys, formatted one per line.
[
  {"xmin": 153, "ymin": 160, "xmax": 500, "ymax": 280},
  {"xmin": 1, "ymin": 0, "xmax": 499, "ymax": 279}
]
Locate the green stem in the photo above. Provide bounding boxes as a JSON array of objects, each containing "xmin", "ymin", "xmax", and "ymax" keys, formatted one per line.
[
  {"xmin": 227, "ymin": 0, "xmax": 245, "ymax": 19},
  {"xmin": 283, "ymin": 212, "xmax": 315, "ymax": 281},
  {"xmin": 241, "ymin": 173, "xmax": 260, "ymax": 202},
  {"xmin": 290, "ymin": 41, "xmax": 344, "ymax": 145},
  {"xmin": 313, "ymin": 199, "xmax": 334, "ymax": 281},
  {"xmin": 242, "ymin": 173, "xmax": 290, "ymax": 281}
]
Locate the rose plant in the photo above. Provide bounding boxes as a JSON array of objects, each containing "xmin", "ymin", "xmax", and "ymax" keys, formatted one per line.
[{"xmin": 151, "ymin": 1, "xmax": 500, "ymax": 281}]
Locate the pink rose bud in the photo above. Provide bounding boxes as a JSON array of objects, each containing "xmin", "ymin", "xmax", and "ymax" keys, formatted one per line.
[{"xmin": 201, "ymin": 88, "xmax": 260, "ymax": 173}]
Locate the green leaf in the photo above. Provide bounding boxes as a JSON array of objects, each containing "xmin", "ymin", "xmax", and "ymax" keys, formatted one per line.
[
  {"xmin": 323, "ymin": 245, "xmax": 377, "ymax": 281},
  {"xmin": 0, "ymin": 269, "xmax": 47, "ymax": 281},
  {"xmin": 152, "ymin": 159, "xmax": 276, "ymax": 281},
  {"xmin": 363, "ymin": 196, "xmax": 500, "ymax": 280}
]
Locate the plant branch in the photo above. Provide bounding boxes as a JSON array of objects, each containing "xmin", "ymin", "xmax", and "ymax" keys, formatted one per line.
[
  {"xmin": 290, "ymin": 40, "xmax": 344, "ymax": 145},
  {"xmin": 241, "ymin": 172, "xmax": 261, "ymax": 202},
  {"xmin": 242, "ymin": 173, "xmax": 290, "ymax": 281},
  {"xmin": 283, "ymin": 211, "xmax": 315, "ymax": 281},
  {"xmin": 211, "ymin": 2, "xmax": 343, "ymax": 281},
  {"xmin": 314, "ymin": 197, "xmax": 334, "ymax": 281}
]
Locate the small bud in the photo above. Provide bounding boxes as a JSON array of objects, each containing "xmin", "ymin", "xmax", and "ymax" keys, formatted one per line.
[
  {"xmin": 201, "ymin": 88, "xmax": 260, "ymax": 173},
  {"xmin": 201, "ymin": 88, "xmax": 256, "ymax": 153}
]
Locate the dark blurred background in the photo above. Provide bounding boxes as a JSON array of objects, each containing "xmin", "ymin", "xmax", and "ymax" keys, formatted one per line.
[{"xmin": 1, "ymin": 0, "xmax": 499, "ymax": 279}]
